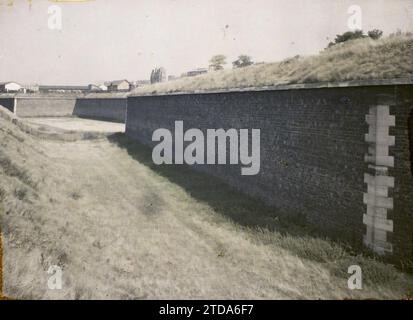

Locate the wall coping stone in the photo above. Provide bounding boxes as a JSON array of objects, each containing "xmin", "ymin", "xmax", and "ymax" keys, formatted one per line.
[{"xmin": 128, "ymin": 78, "xmax": 413, "ymax": 97}]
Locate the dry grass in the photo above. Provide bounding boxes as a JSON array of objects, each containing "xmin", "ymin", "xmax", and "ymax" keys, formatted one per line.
[
  {"xmin": 0, "ymin": 110, "xmax": 412, "ymax": 299},
  {"xmin": 134, "ymin": 34, "xmax": 413, "ymax": 95}
]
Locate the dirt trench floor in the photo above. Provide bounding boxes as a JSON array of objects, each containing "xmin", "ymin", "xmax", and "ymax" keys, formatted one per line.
[{"xmin": 1, "ymin": 116, "xmax": 412, "ymax": 299}]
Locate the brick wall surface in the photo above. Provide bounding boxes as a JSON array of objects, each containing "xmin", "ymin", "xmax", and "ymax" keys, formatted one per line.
[
  {"xmin": 74, "ymin": 98, "xmax": 127, "ymax": 122},
  {"xmin": 5, "ymin": 96, "xmax": 127, "ymax": 123},
  {"xmin": 16, "ymin": 97, "xmax": 77, "ymax": 117},
  {"xmin": 126, "ymin": 85, "xmax": 413, "ymax": 261}
]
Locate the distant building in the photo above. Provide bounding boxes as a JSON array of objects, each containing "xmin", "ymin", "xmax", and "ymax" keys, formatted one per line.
[
  {"xmin": 106, "ymin": 80, "xmax": 131, "ymax": 92},
  {"xmin": 39, "ymin": 85, "xmax": 89, "ymax": 93},
  {"xmin": 168, "ymin": 75, "xmax": 177, "ymax": 81},
  {"xmin": 22, "ymin": 84, "xmax": 39, "ymax": 93},
  {"xmin": 98, "ymin": 83, "xmax": 108, "ymax": 91},
  {"xmin": 186, "ymin": 68, "xmax": 208, "ymax": 77},
  {"xmin": 135, "ymin": 80, "xmax": 150, "ymax": 86},
  {"xmin": 150, "ymin": 67, "xmax": 167, "ymax": 84},
  {"xmin": 0, "ymin": 82, "xmax": 22, "ymax": 93},
  {"xmin": 88, "ymin": 84, "xmax": 99, "ymax": 91},
  {"xmin": 88, "ymin": 84, "xmax": 105, "ymax": 92}
]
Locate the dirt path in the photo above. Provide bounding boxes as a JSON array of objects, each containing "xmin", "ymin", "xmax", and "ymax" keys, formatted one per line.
[{"xmin": 1, "ymin": 117, "xmax": 412, "ymax": 299}]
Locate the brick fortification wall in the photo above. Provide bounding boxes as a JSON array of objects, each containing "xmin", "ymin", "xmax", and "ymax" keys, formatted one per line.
[
  {"xmin": 126, "ymin": 84, "xmax": 413, "ymax": 262},
  {"xmin": 16, "ymin": 96, "xmax": 77, "ymax": 117},
  {"xmin": 0, "ymin": 95, "xmax": 127, "ymax": 122},
  {"xmin": 74, "ymin": 98, "xmax": 126, "ymax": 122}
]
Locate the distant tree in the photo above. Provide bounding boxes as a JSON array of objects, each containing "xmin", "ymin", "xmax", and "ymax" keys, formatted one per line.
[
  {"xmin": 209, "ymin": 54, "xmax": 227, "ymax": 71},
  {"xmin": 232, "ymin": 55, "xmax": 254, "ymax": 68},
  {"xmin": 367, "ymin": 29, "xmax": 383, "ymax": 40},
  {"xmin": 327, "ymin": 30, "xmax": 365, "ymax": 48},
  {"xmin": 327, "ymin": 28, "xmax": 383, "ymax": 48},
  {"xmin": 333, "ymin": 30, "xmax": 366, "ymax": 45}
]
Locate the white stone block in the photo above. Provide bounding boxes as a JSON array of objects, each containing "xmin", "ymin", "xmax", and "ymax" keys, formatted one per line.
[
  {"xmin": 363, "ymin": 193, "xmax": 393, "ymax": 209},
  {"xmin": 364, "ymin": 174, "xmax": 395, "ymax": 187},
  {"xmin": 363, "ymin": 214, "xmax": 393, "ymax": 232},
  {"xmin": 364, "ymin": 154, "xmax": 394, "ymax": 167}
]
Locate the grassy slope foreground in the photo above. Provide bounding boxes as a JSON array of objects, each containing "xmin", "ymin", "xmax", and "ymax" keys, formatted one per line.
[
  {"xmin": 0, "ymin": 109, "xmax": 412, "ymax": 299},
  {"xmin": 134, "ymin": 34, "xmax": 413, "ymax": 95}
]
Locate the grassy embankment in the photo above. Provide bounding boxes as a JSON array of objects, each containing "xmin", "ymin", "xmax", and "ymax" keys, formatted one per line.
[
  {"xmin": 134, "ymin": 34, "xmax": 413, "ymax": 95},
  {"xmin": 0, "ymin": 108, "xmax": 412, "ymax": 299}
]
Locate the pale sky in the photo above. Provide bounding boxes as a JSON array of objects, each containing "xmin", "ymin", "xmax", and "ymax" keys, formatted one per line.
[{"xmin": 0, "ymin": 0, "xmax": 412, "ymax": 85}]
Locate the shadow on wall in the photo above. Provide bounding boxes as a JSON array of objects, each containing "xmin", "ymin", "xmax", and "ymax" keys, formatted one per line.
[
  {"xmin": 409, "ymin": 110, "xmax": 413, "ymax": 176},
  {"xmin": 106, "ymin": 133, "xmax": 372, "ymax": 259},
  {"xmin": 0, "ymin": 98, "xmax": 15, "ymax": 113}
]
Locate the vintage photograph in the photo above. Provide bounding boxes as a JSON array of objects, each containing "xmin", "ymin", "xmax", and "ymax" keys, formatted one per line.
[{"xmin": 0, "ymin": 0, "xmax": 413, "ymax": 303}]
